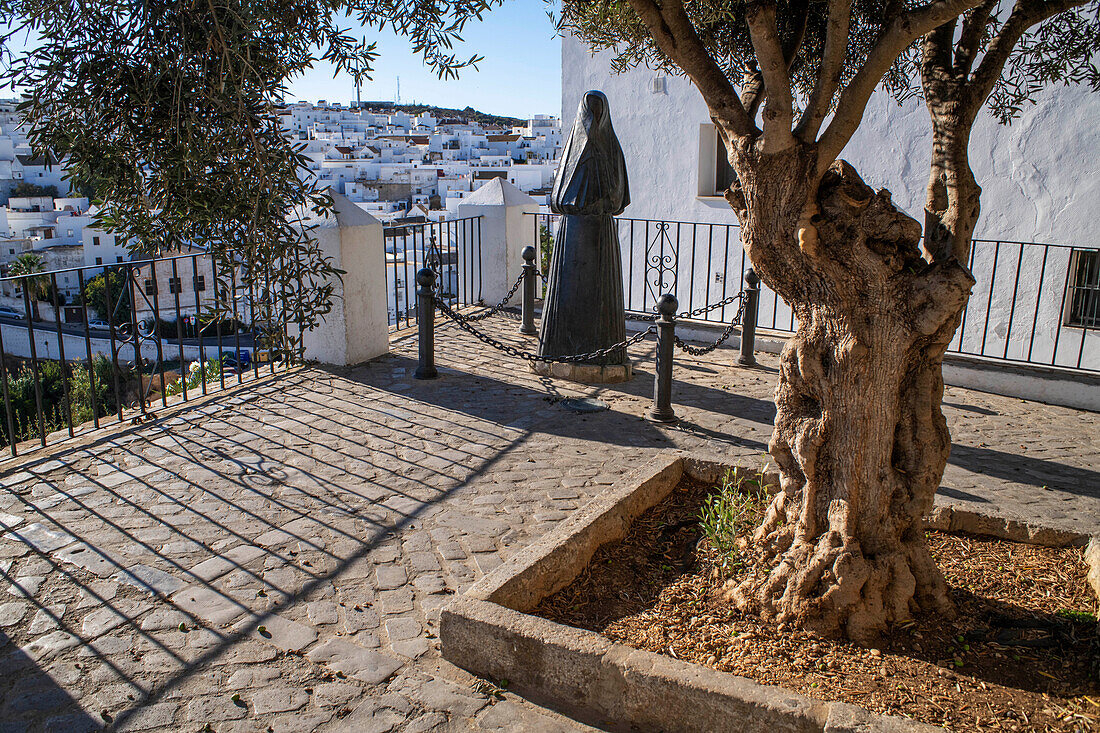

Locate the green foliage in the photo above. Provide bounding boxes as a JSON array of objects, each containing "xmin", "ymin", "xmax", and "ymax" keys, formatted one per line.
[
  {"xmin": 7, "ymin": 253, "xmax": 48, "ymax": 319},
  {"xmin": 0, "ymin": 0, "xmax": 503, "ymax": 354},
  {"xmin": 165, "ymin": 359, "xmax": 223, "ymax": 397},
  {"xmin": 554, "ymin": 0, "xmax": 877, "ymax": 112},
  {"xmin": 388, "ymin": 103, "xmax": 523, "ymax": 128},
  {"xmin": 698, "ymin": 469, "xmax": 770, "ymax": 574},
  {"xmin": 82, "ymin": 270, "xmax": 131, "ymax": 325},
  {"xmin": 1055, "ymin": 608, "xmax": 1097, "ymax": 623},
  {"xmin": 0, "ymin": 356, "xmax": 125, "ymax": 446},
  {"xmin": 11, "ymin": 181, "xmax": 59, "ymax": 198},
  {"xmin": 538, "ymin": 224, "xmax": 553, "ymax": 278},
  {"xmin": 887, "ymin": 2, "xmax": 1100, "ymax": 124}
]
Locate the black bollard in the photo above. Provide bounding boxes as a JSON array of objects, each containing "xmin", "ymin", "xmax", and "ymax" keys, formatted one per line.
[
  {"xmin": 414, "ymin": 268, "xmax": 438, "ymax": 380},
  {"xmin": 738, "ymin": 268, "xmax": 760, "ymax": 367},
  {"xmin": 647, "ymin": 293, "xmax": 678, "ymax": 424},
  {"xmin": 520, "ymin": 245, "xmax": 537, "ymax": 336}
]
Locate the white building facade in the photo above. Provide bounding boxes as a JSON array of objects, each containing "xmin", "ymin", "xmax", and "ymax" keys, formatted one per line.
[{"xmin": 561, "ymin": 34, "xmax": 1099, "ymax": 382}]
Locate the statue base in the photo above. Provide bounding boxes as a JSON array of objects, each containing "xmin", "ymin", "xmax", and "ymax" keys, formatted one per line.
[{"xmin": 531, "ymin": 360, "xmax": 633, "ymax": 384}]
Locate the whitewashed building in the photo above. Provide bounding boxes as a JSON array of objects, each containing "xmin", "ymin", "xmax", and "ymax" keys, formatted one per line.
[{"xmin": 561, "ymin": 33, "xmax": 1099, "ymax": 396}]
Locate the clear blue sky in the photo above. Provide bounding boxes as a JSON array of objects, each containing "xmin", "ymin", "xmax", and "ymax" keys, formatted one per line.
[{"xmin": 287, "ymin": 2, "xmax": 562, "ymax": 120}]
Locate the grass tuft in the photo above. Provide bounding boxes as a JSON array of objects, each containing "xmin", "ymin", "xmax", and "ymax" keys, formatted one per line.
[{"xmin": 697, "ymin": 468, "xmax": 770, "ymax": 574}]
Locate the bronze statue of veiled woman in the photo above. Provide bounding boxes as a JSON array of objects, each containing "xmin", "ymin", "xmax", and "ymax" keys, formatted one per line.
[{"xmin": 538, "ymin": 90, "xmax": 630, "ymax": 368}]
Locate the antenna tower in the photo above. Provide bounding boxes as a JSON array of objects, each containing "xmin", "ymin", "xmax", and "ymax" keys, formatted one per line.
[{"xmin": 396, "ymin": 76, "xmax": 401, "ymax": 105}]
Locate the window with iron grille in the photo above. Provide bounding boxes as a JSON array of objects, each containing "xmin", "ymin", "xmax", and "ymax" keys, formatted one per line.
[
  {"xmin": 1068, "ymin": 249, "xmax": 1100, "ymax": 328},
  {"xmin": 193, "ymin": 275, "xmax": 206, "ymax": 292},
  {"xmin": 168, "ymin": 277, "xmax": 182, "ymax": 294},
  {"xmin": 144, "ymin": 279, "xmax": 157, "ymax": 296}
]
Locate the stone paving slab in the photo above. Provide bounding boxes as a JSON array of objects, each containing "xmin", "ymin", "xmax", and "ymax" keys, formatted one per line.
[{"xmin": 0, "ymin": 318, "xmax": 1092, "ymax": 731}]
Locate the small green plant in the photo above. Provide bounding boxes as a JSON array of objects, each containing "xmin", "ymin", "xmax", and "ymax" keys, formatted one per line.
[
  {"xmin": 1056, "ymin": 609, "xmax": 1097, "ymax": 623},
  {"xmin": 165, "ymin": 358, "xmax": 223, "ymax": 396},
  {"xmin": 698, "ymin": 468, "xmax": 770, "ymax": 573}
]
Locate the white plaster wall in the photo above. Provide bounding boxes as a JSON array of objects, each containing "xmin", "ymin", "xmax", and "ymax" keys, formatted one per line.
[
  {"xmin": 563, "ymin": 33, "xmax": 1100, "ymax": 238},
  {"xmin": 844, "ymin": 87, "xmax": 1100, "ymax": 244},
  {"xmin": 561, "ymin": 33, "xmax": 1098, "ymax": 374},
  {"xmin": 458, "ymin": 180, "xmax": 539, "ymax": 305},
  {"xmin": 300, "ymin": 196, "xmax": 390, "ymax": 366},
  {"xmin": 0, "ymin": 323, "xmax": 207, "ymax": 362},
  {"xmin": 562, "ymin": 35, "xmax": 736, "ymax": 225}
]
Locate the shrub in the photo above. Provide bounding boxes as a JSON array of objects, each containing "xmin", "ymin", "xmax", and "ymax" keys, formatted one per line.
[
  {"xmin": 698, "ymin": 468, "xmax": 771, "ymax": 574},
  {"xmin": 164, "ymin": 358, "xmax": 222, "ymax": 397},
  {"xmin": 0, "ymin": 355, "xmax": 126, "ymax": 446}
]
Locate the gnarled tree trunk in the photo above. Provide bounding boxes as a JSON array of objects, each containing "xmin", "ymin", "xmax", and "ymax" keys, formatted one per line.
[{"xmin": 726, "ymin": 159, "xmax": 975, "ymax": 642}]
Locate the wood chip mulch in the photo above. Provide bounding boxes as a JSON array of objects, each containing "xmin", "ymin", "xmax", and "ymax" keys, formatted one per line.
[{"xmin": 534, "ymin": 477, "xmax": 1100, "ymax": 732}]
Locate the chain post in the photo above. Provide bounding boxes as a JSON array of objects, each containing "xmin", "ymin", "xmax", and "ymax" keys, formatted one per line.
[
  {"xmin": 520, "ymin": 245, "xmax": 538, "ymax": 336},
  {"xmin": 415, "ymin": 268, "xmax": 438, "ymax": 380},
  {"xmin": 647, "ymin": 293, "xmax": 678, "ymax": 425},
  {"xmin": 738, "ymin": 268, "xmax": 760, "ymax": 367}
]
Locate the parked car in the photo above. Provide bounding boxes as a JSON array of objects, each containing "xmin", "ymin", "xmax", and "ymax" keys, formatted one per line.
[
  {"xmin": 0, "ymin": 306, "xmax": 23, "ymax": 319},
  {"xmin": 87, "ymin": 320, "xmax": 132, "ymax": 336}
]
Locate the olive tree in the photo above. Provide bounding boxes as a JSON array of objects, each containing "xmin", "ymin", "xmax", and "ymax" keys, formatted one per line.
[{"xmin": 559, "ymin": 0, "xmax": 1097, "ymax": 641}]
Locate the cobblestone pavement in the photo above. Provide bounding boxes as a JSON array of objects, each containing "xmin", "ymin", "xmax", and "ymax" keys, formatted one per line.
[{"xmin": 0, "ymin": 317, "xmax": 1095, "ymax": 732}]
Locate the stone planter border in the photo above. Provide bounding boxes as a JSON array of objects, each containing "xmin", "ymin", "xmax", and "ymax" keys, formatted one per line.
[{"xmin": 441, "ymin": 452, "xmax": 1099, "ymax": 733}]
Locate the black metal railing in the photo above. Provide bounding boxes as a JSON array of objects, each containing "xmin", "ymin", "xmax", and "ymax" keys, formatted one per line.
[
  {"xmin": 413, "ymin": 250, "xmax": 761, "ymax": 426},
  {"xmin": 0, "ymin": 251, "xmax": 300, "ymax": 457},
  {"xmin": 384, "ymin": 216, "xmax": 483, "ymax": 331},
  {"xmin": 528, "ymin": 213, "xmax": 1099, "ymax": 373},
  {"xmin": 529, "ymin": 213, "xmax": 790, "ymax": 330},
  {"xmin": 954, "ymin": 239, "xmax": 1099, "ymax": 372}
]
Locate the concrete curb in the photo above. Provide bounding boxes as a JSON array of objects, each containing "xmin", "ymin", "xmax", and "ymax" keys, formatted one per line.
[
  {"xmin": 441, "ymin": 452, "xmax": 948, "ymax": 732},
  {"xmin": 924, "ymin": 502, "xmax": 1091, "ymax": 548}
]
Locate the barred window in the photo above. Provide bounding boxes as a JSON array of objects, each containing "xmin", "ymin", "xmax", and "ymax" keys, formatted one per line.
[
  {"xmin": 168, "ymin": 277, "xmax": 182, "ymax": 294},
  {"xmin": 193, "ymin": 275, "xmax": 206, "ymax": 292},
  {"xmin": 1068, "ymin": 249, "xmax": 1100, "ymax": 328},
  {"xmin": 144, "ymin": 279, "xmax": 157, "ymax": 296}
]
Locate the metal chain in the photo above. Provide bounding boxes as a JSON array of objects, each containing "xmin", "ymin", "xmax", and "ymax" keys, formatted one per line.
[
  {"xmin": 458, "ymin": 271, "xmax": 525, "ymax": 322},
  {"xmin": 631, "ymin": 292, "xmax": 746, "ymax": 322},
  {"xmin": 678, "ymin": 292, "xmax": 746, "ymax": 320},
  {"xmin": 672, "ymin": 295, "xmax": 748, "ymax": 356},
  {"xmin": 435, "ymin": 295, "xmax": 654, "ymax": 363}
]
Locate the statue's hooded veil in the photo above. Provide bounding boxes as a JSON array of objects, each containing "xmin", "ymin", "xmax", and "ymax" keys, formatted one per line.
[{"xmin": 551, "ymin": 90, "xmax": 630, "ymax": 216}]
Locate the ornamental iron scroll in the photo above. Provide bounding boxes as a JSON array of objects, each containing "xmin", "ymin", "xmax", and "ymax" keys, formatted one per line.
[{"xmin": 644, "ymin": 220, "xmax": 678, "ymax": 308}]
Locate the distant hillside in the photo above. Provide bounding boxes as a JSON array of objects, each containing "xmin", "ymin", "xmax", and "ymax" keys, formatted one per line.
[{"xmin": 366, "ymin": 103, "xmax": 526, "ymax": 128}]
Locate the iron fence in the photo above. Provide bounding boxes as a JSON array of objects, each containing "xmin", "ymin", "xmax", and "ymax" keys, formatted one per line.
[
  {"xmin": 0, "ymin": 250, "xmax": 299, "ymax": 457},
  {"xmin": 384, "ymin": 216, "xmax": 483, "ymax": 331},
  {"xmin": 528, "ymin": 213, "xmax": 1099, "ymax": 373}
]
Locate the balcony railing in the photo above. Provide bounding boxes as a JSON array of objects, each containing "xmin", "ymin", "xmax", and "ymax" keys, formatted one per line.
[
  {"xmin": 0, "ymin": 251, "xmax": 301, "ymax": 457},
  {"xmin": 529, "ymin": 213, "xmax": 1099, "ymax": 374},
  {"xmin": 384, "ymin": 215, "xmax": 483, "ymax": 331}
]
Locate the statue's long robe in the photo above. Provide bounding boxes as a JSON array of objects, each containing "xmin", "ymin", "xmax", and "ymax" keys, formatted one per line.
[{"xmin": 538, "ymin": 91, "xmax": 630, "ymax": 366}]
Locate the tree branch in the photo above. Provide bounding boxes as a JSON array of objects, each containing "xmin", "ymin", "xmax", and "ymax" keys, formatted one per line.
[
  {"xmin": 966, "ymin": 0, "xmax": 1090, "ymax": 115},
  {"xmin": 742, "ymin": 67, "xmax": 767, "ymax": 119},
  {"xmin": 816, "ymin": 0, "xmax": 990, "ymax": 175},
  {"xmin": 795, "ymin": 0, "xmax": 852, "ymax": 142},
  {"xmin": 746, "ymin": 2, "xmax": 796, "ymax": 151},
  {"xmin": 921, "ymin": 19, "xmax": 958, "ymax": 102},
  {"xmin": 743, "ymin": 0, "xmax": 807, "ymax": 125},
  {"xmin": 625, "ymin": 0, "xmax": 756, "ymax": 138},
  {"xmin": 953, "ymin": 0, "xmax": 997, "ymax": 77},
  {"xmin": 784, "ymin": 0, "xmax": 811, "ymax": 66}
]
